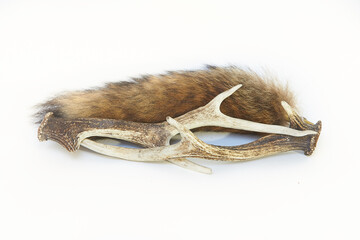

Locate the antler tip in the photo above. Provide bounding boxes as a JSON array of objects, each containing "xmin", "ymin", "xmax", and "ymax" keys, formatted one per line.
[
  {"xmin": 227, "ymin": 84, "xmax": 242, "ymax": 95},
  {"xmin": 166, "ymin": 116, "xmax": 175, "ymax": 124},
  {"xmin": 281, "ymin": 101, "xmax": 292, "ymax": 114},
  {"xmin": 233, "ymin": 84, "xmax": 242, "ymax": 90}
]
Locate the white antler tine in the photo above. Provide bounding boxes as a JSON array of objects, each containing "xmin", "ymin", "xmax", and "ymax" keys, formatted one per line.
[
  {"xmin": 166, "ymin": 117, "xmax": 190, "ymax": 136},
  {"xmin": 167, "ymin": 159, "xmax": 212, "ymax": 174},
  {"xmin": 281, "ymin": 101, "xmax": 294, "ymax": 117},
  {"xmin": 166, "ymin": 116, "xmax": 204, "ymax": 145},
  {"xmin": 207, "ymin": 84, "xmax": 242, "ymax": 113}
]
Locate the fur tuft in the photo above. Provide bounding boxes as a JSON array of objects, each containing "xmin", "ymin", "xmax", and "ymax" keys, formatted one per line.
[{"xmin": 35, "ymin": 66, "xmax": 296, "ymax": 127}]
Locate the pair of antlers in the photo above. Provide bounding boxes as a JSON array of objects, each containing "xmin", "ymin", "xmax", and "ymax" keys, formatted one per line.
[{"xmin": 38, "ymin": 85, "xmax": 321, "ymax": 173}]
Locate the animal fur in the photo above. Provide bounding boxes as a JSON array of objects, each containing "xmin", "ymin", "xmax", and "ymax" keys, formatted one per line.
[{"xmin": 35, "ymin": 66, "xmax": 296, "ymax": 129}]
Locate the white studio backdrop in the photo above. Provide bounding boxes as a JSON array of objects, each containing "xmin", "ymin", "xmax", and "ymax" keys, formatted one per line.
[{"xmin": 0, "ymin": 0, "xmax": 359, "ymax": 239}]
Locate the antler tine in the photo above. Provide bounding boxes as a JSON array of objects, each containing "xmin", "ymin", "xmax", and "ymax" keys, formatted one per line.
[
  {"xmin": 207, "ymin": 84, "xmax": 243, "ymax": 114},
  {"xmin": 166, "ymin": 159, "xmax": 212, "ymax": 174}
]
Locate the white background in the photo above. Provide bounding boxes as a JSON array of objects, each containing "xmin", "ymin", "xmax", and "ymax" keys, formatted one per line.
[{"xmin": 1, "ymin": 0, "xmax": 359, "ymax": 239}]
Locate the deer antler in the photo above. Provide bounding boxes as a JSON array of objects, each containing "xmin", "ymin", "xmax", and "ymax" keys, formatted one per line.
[
  {"xmin": 38, "ymin": 85, "xmax": 321, "ymax": 173},
  {"xmin": 79, "ymin": 109, "xmax": 321, "ymax": 162}
]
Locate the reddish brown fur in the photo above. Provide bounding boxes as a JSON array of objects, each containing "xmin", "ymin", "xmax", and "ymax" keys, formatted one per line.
[{"xmin": 35, "ymin": 66, "xmax": 296, "ymax": 128}]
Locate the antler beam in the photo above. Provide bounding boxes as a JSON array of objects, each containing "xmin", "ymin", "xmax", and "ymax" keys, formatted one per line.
[{"xmin": 80, "ymin": 109, "xmax": 321, "ymax": 162}]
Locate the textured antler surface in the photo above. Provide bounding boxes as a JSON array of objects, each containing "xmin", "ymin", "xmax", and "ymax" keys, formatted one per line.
[
  {"xmin": 38, "ymin": 85, "xmax": 321, "ymax": 173},
  {"xmin": 80, "ymin": 106, "xmax": 321, "ymax": 162}
]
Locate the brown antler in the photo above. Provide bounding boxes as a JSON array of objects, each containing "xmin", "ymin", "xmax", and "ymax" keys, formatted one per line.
[{"xmin": 80, "ymin": 108, "xmax": 321, "ymax": 162}]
